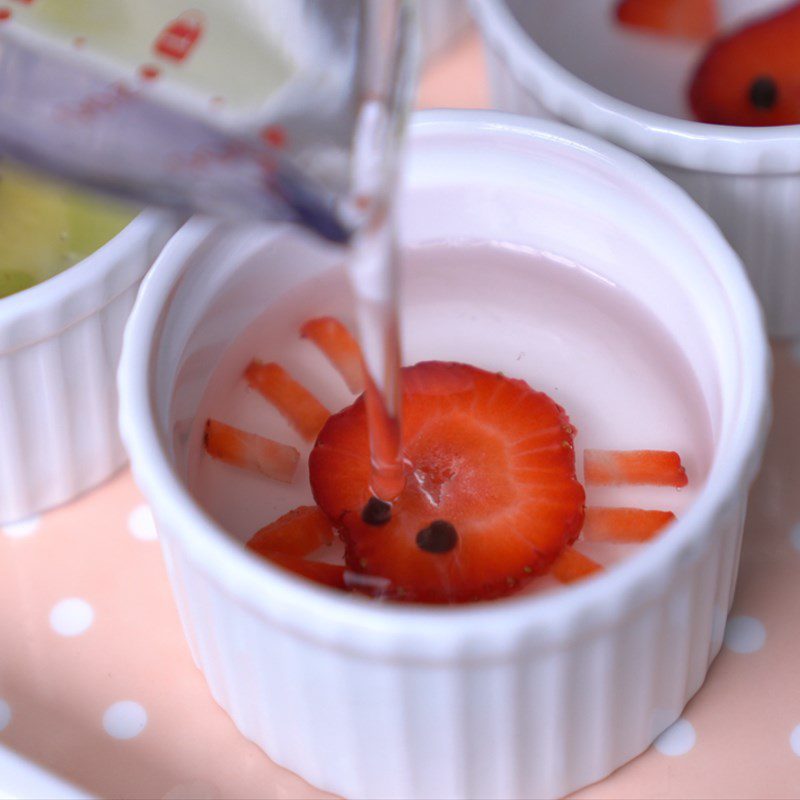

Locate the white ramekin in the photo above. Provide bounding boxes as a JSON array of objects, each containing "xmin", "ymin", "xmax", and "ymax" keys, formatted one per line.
[
  {"xmin": 0, "ymin": 209, "xmax": 175, "ymax": 524},
  {"xmin": 471, "ymin": 0, "xmax": 800, "ymax": 338},
  {"xmin": 119, "ymin": 111, "xmax": 770, "ymax": 800}
]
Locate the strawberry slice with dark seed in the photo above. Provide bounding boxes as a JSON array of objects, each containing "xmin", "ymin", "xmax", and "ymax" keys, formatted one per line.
[
  {"xmin": 689, "ymin": 3, "xmax": 800, "ymax": 125},
  {"xmin": 309, "ymin": 361, "xmax": 585, "ymax": 604}
]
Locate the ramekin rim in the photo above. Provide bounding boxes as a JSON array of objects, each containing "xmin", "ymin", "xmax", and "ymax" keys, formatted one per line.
[
  {"xmin": 471, "ymin": 0, "xmax": 800, "ymax": 174},
  {"xmin": 0, "ymin": 208, "xmax": 171, "ymax": 352},
  {"xmin": 118, "ymin": 110, "xmax": 770, "ymax": 656}
]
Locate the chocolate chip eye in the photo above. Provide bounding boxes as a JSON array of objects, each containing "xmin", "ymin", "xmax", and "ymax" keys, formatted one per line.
[
  {"xmin": 749, "ymin": 76, "xmax": 778, "ymax": 110},
  {"xmin": 361, "ymin": 496, "xmax": 392, "ymax": 526},
  {"xmin": 416, "ymin": 520, "xmax": 458, "ymax": 554}
]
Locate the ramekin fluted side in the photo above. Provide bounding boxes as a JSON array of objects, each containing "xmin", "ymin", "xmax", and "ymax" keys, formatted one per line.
[
  {"xmin": 657, "ymin": 167, "xmax": 800, "ymax": 338},
  {"xmin": 0, "ymin": 287, "xmax": 133, "ymax": 520},
  {"xmin": 152, "ymin": 494, "xmax": 745, "ymax": 800},
  {"xmin": 0, "ymin": 213, "xmax": 175, "ymax": 523},
  {"xmin": 120, "ymin": 115, "xmax": 769, "ymax": 800}
]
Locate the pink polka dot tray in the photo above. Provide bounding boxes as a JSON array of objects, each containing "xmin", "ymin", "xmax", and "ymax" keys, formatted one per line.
[{"xmin": 1, "ymin": 29, "xmax": 800, "ymax": 800}]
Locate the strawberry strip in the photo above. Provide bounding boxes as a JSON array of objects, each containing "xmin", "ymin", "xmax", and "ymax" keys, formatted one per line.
[
  {"xmin": 550, "ymin": 548, "xmax": 603, "ymax": 584},
  {"xmin": 583, "ymin": 507, "xmax": 675, "ymax": 543},
  {"xmin": 266, "ymin": 553, "xmax": 347, "ymax": 590},
  {"xmin": 248, "ymin": 506, "xmax": 335, "ymax": 558},
  {"xmin": 245, "ymin": 361, "xmax": 330, "ymax": 442},
  {"xmin": 204, "ymin": 419, "xmax": 299, "ymax": 482},
  {"xmin": 584, "ymin": 449, "xmax": 687, "ymax": 487},
  {"xmin": 615, "ymin": 0, "xmax": 716, "ymax": 40},
  {"xmin": 301, "ymin": 317, "xmax": 365, "ymax": 394}
]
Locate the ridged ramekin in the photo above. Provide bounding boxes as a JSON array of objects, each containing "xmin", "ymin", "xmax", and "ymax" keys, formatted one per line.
[
  {"xmin": 0, "ymin": 209, "xmax": 175, "ymax": 524},
  {"xmin": 119, "ymin": 111, "xmax": 770, "ymax": 800},
  {"xmin": 471, "ymin": 0, "xmax": 800, "ymax": 338}
]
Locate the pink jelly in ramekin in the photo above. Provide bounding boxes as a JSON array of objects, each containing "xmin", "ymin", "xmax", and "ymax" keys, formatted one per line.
[{"xmin": 119, "ymin": 111, "xmax": 770, "ymax": 799}]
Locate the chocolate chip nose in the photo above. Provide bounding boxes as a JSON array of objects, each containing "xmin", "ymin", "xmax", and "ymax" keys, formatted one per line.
[
  {"xmin": 416, "ymin": 520, "xmax": 458, "ymax": 554},
  {"xmin": 749, "ymin": 75, "xmax": 778, "ymax": 109}
]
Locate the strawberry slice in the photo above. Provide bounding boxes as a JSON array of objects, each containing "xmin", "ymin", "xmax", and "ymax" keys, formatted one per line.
[
  {"xmin": 245, "ymin": 361, "xmax": 330, "ymax": 442},
  {"xmin": 689, "ymin": 4, "xmax": 800, "ymax": 126},
  {"xmin": 266, "ymin": 554, "xmax": 347, "ymax": 590},
  {"xmin": 301, "ymin": 317, "xmax": 365, "ymax": 394},
  {"xmin": 204, "ymin": 419, "xmax": 299, "ymax": 482},
  {"xmin": 550, "ymin": 547, "xmax": 603, "ymax": 584},
  {"xmin": 309, "ymin": 361, "xmax": 585, "ymax": 604},
  {"xmin": 247, "ymin": 505, "xmax": 335, "ymax": 558},
  {"xmin": 584, "ymin": 449, "xmax": 687, "ymax": 487},
  {"xmin": 615, "ymin": 0, "xmax": 716, "ymax": 40},
  {"xmin": 583, "ymin": 507, "xmax": 675, "ymax": 543}
]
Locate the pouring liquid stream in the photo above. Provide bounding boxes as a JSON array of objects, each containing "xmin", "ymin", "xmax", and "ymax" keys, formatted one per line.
[
  {"xmin": 345, "ymin": 1, "xmax": 412, "ymax": 504},
  {"xmin": 349, "ymin": 201, "xmax": 406, "ymax": 502}
]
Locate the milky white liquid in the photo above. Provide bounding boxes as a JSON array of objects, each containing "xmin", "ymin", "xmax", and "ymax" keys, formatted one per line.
[{"xmin": 189, "ymin": 243, "xmax": 713, "ymax": 597}]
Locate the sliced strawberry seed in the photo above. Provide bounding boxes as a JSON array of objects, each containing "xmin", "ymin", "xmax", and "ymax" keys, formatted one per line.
[
  {"xmin": 361, "ymin": 497, "xmax": 392, "ymax": 526},
  {"xmin": 416, "ymin": 520, "xmax": 458, "ymax": 554}
]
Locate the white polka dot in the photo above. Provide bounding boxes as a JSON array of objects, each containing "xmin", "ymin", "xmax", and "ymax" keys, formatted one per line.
[
  {"xmin": 0, "ymin": 699, "xmax": 10, "ymax": 732},
  {"xmin": 2, "ymin": 515, "xmax": 41, "ymax": 539},
  {"xmin": 128, "ymin": 504, "xmax": 157, "ymax": 541},
  {"xmin": 790, "ymin": 725, "xmax": 800, "ymax": 756},
  {"xmin": 791, "ymin": 522, "xmax": 800, "ymax": 553},
  {"xmin": 724, "ymin": 615, "xmax": 766, "ymax": 654},
  {"xmin": 49, "ymin": 598, "xmax": 94, "ymax": 637},
  {"xmin": 654, "ymin": 718, "xmax": 696, "ymax": 756},
  {"xmin": 103, "ymin": 701, "xmax": 147, "ymax": 739}
]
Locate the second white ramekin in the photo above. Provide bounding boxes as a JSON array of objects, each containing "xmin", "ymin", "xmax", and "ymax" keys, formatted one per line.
[
  {"xmin": 119, "ymin": 111, "xmax": 770, "ymax": 799},
  {"xmin": 472, "ymin": 0, "xmax": 800, "ymax": 338},
  {"xmin": 0, "ymin": 209, "xmax": 175, "ymax": 524}
]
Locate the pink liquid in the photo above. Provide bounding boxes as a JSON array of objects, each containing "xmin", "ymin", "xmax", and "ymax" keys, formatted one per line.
[{"xmin": 188, "ymin": 243, "xmax": 713, "ymax": 597}]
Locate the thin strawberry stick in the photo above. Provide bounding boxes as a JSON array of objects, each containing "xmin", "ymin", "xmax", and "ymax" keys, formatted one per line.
[
  {"xmin": 550, "ymin": 547, "xmax": 603, "ymax": 584},
  {"xmin": 584, "ymin": 449, "xmax": 688, "ymax": 487},
  {"xmin": 245, "ymin": 361, "xmax": 330, "ymax": 442},
  {"xmin": 267, "ymin": 553, "xmax": 347, "ymax": 590},
  {"xmin": 204, "ymin": 419, "xmax": 299, "ymax": 483},
  {"xmin": 583, "ymin": 507, "xmax": 676, "ymax": 543},
  {"xmin": 301, "ymin": 317, "xmax": 365, "ymax": 394},
  {"xmin": 248, "ymin": 506, "xmax": 335, "ymax": 558}
]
